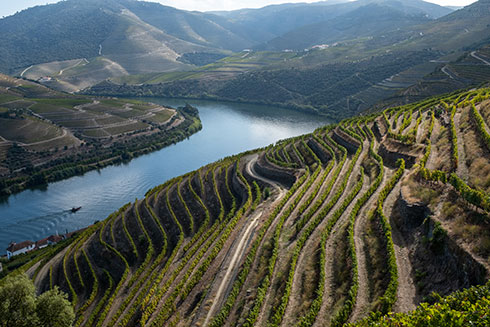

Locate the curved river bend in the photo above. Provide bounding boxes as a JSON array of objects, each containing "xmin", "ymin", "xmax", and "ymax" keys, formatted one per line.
[{"xmin": 0, "ymin": 99, "xmax": 331, "ymax": 250}]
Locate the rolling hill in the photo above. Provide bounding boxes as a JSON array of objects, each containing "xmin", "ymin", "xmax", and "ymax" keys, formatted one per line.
[{"xmin": 5, "ymin": 85, "xmax": 490, "ymax": 327}]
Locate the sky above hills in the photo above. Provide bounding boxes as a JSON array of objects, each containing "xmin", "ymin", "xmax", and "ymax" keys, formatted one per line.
[{"xmin": 0, "ymin": 0, "xmax": 478, "ymax": 17}]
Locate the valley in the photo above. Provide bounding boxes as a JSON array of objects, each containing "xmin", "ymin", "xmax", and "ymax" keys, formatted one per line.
[
  {"xmin": 0, "ymin": 1, "xmax": 489, "ymax": 326},
  {"xmin": 0, "ymin": 98, "xmax": 329, "ymax": 255},
  {"xmin": 4, "ymin": 87, "xmax": 489, "ymax": 326}
]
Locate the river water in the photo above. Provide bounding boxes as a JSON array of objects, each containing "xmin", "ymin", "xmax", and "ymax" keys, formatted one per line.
[{"xmin": 0, "ymin": 99, "xmax": 331, "ymax": 250}]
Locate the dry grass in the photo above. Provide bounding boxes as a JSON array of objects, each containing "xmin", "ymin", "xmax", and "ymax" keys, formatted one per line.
[
  {"xmin": 438, "ymin": 194, "xmax": 490, "ymax": 265},
  {"xmin": 468, "ymin": 158, "xmax": 490, "ymax": 191},
  {"xmin": 459, "ymin": 106, "xmax": 490, "ymax": 192},
  {"xmin": 402, "ymin": 173, "xmax": 442, "ymax": 206},
  {"xmin": 479, "ymin": 101, "xmax": 490, "ymax": 126}
]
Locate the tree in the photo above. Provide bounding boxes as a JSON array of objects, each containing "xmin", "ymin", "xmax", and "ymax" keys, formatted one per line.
[
  {"xmin": 36, "ymin": 288, "xmax": 75, "ymax": 327},
  {"xmin": 0, "ymin": 274, "xmax": 74, "ymax": 327},
  {"xmin": 0, "ymin": 274, "xmax": 38, "ymax": 327}
]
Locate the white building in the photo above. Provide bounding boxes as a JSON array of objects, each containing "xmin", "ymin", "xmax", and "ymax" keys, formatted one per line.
[{"xmin": 6, "ymin": 241, "xmax": 35, "ymax": 259}]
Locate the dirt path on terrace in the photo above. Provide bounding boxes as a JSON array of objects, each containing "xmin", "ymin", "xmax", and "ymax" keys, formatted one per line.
[
  {"xmin": 32, "ymin": 246, "xmax": 70, "ymax": 289},
  {"xmin": 306, "ymin": 141, "xmax": 368, "ymax": 327},
  {"xmin": 280, "ymin": 141, "xmax": 361, "ymax": 327},
  {"xmin": 311, "ymin": 169, "xmax": 368, "ymax": 327},
  {"xmin": 202, "ymin": 211, "xmax": 262, "ymax": 326},
  {"xmin": 22, "ymin": 128, "xmax": 68, "ymax": 146},
  {"xmin": 416, "ymin": 112, "xmax": 428, "ymax": 144},
  {"xmin": 224, "ymin": 157, "xmax": 310, "ymax": 325},
  {"xmin": 193, "ymin": 154, "xmax": 287, "ymax": 326},
  {"xmin": 426, "ymin": 120, "xmax": 441, "ymax": 171},
  {"xmin": 277, "ymin": 154, "xmax": 350, "ymax": 326},
  {"xmin": 386, "ymin": 174, "xmax": 417, "ymax": 313},
  {"xmin": 349, "ymin": 169, "xmax": 390, "ymax": 323},
  {"xmin": 454, "ymin": 112, "xmax": 469, "ymax": 179}
]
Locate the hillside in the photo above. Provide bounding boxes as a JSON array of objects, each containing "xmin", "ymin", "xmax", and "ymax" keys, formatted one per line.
[
  {"xmin": 6, "ymin": 86, "xmax": 489, "ymax": 326},
  {"xmin": 84, "ymin": 0, "xmax": 490, "ymax": 119},
  {"xmin": 376, "ymin": 45, "xmax": 490, "ymax": 108},
  {"xmin": 0, "ymin": 0, "xmax": 457, "ymax": 94},
  {"xmin": 84, "ymin": 49, "xmax": 440, "ymax": 119},
  {"xmin": 258, "ymin": 3, "xmax": 432, "ymax": 51},
  {"xmin": 214, "ymin": 0, "xmax": 452, "ymax": 46},
  {"xmin": 0, "ymin": 74, "xmax": 201, "ymax": 196},
  {"xmin": 0, "ymin": 0, "xmax": 250, "ymax": 90}
]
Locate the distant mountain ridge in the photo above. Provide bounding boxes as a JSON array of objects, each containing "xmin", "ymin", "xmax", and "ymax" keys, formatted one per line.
[
  {"xmin": 84, "ymin": 0, "xmax": 490, "ymax": 119},
  {"xmin": 0, "ymin": 0, "xmax": 454, "ymax": 77},
  {"xmin": 257, "ymin": 3, "xmax": 433, "ymax": 51},
  {"xmin": 0, "ymin": 0, "xmax": 249, "ymax": 75}
]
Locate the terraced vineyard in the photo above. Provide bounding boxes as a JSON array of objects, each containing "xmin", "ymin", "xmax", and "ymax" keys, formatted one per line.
[
  {"xmin": 9, "ymin": 87, "xmax": 490, "ymax": 326},
  {"xmin": 0, "ymin": 73, "xmax": 202, "ymax": 196}
]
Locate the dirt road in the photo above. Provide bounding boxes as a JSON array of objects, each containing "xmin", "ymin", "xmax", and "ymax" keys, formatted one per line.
[{"xmin": 201, "ymin": 154, "xmax": 286, "ymax": 326}]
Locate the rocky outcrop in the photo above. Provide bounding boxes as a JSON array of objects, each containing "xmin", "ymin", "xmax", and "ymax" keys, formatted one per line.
[
  {"xmin": 394, "ymin": 190, "xmax": 488, "ymax": 300},
  {"xmin": 397, "ymin": 189, "xmax": 431, "ymax": 229},
  {"xmin": 373, "ymin": 118, "xmax": 387, "ymax": 139}
]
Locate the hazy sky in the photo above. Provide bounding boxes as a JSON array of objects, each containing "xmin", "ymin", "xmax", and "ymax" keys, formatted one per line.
[{"xmin": 0, "ymin": 0, "xmax": 479, "ymax": 17}]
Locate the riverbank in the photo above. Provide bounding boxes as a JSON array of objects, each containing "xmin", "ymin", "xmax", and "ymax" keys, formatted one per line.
[
  {"xmin": 0, "ymin": 104, "xmax": 202, "ymax": 198},
  {"xmin": 80, "ymin": 80, "xmax": 342, "ymax": 121},
  {"xmin": 0, "ymin": 99, "xmax": 329, "ymax": 251}
]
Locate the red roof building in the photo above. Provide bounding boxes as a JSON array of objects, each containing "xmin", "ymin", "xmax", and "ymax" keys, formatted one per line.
[{"xmin": 6, "ymin": 241, "xmax": 35, "ymax": 259}]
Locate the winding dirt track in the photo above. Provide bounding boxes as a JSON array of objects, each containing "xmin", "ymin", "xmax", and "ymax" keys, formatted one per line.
[
  {"xmin": 471, "ymin": 51, "xmax": 490, "ymax": 66},
  {"xmin": 441, "ymin": 65, "xmax": 458, "ymax": 80},
  {"xmin": 201, "ymin": 154, "xmax": 286, "ymax": 326},
  {"xmin": 202, "ymin": 211, "xmax": 262, "ymax": 326}
]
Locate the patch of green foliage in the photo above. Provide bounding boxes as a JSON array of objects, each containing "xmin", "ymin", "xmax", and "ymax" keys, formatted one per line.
[
  {"xmin": 350, "ymin": 282, "xmax": 490, "ymax": 327},
  {"xmin": 0, "ymin": 274, "xmax": 75, "ymax": 327}
]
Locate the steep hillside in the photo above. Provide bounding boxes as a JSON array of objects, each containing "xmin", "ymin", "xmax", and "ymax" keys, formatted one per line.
[
  {"xmin": 259, "ymin": 2, "xmax": 433, "ymax": 51},
  {"xmin": 214, "ymin": 0, "xmax": 452, "ymax": 45},
  {"xmin": 9, "ymin": 86, "xmax": 490, "ymax": 326},
  {"xmin": 84, "ymin": 50, "xmax": 440, "ymax": 119},
  {"xmin": 0, "ymin": 74, "xmax": 201, "ymax": 196},
  {"xmin": 85, "ymin": 1, "xmax": 490, "ymax": 119},
  {"xmin": 120, "ymin": 1, "xmax": 252, "ymax": 51},
  {"xmin": 0, "ymin": 0, "xmax": 457, "ymax": 94},
  {"xmin": 377, "ymin": 45, "xmax": 490, "ymax": 108},
  {"xmin": 369, "ymin": 0, "xmax": 490, "ymax": 53},
  {"xmin": 0, "ymin": 0, "xmax": 245, "ymax": 78}
]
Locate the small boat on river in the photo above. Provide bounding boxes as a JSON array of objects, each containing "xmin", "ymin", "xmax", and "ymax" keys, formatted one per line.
[{"xmin": 71, "ymin": 207, "xmax": 82, "ymax": 213}]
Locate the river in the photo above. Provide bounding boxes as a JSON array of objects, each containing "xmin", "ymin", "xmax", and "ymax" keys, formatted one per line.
[{"xmin": 0, "ymin": 99, "xmax": 331, "ymax": 251}]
